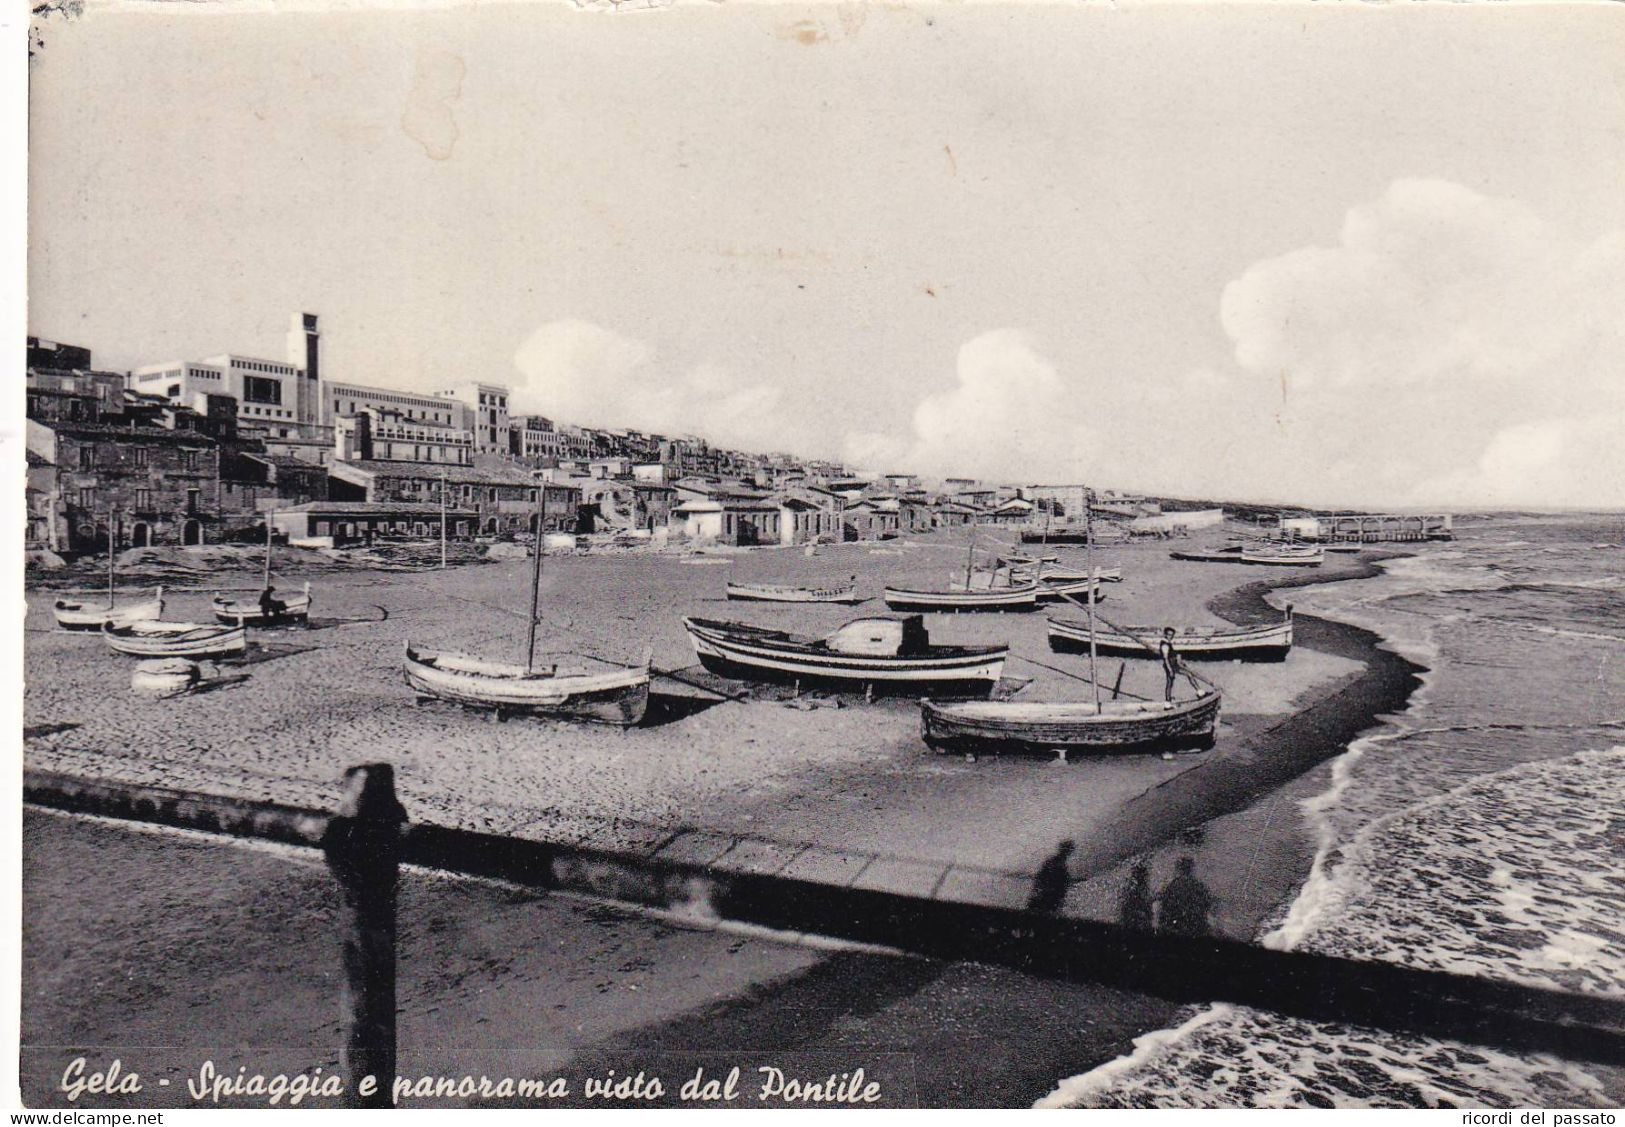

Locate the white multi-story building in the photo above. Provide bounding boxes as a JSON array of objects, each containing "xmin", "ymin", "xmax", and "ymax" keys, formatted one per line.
[
  {"xmin": 323, "ymin": 381, "xmax": 467, "ymax": 429},
  {"xmin": 334, "ymin": 410, "xmax": 474, "ymax": 466},
  {"xmin": 511, "ymin": 415, "xmax": 566, "ymax": 462},
  {"xmin": 131, "ymin": 312, "xmax": 324, "ymax": 440},
  {"xmin": 438, "ymin": 382, "xmax": 510, "ymax": 455}
]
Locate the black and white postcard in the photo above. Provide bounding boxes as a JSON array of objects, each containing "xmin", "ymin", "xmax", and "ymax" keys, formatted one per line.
[{"xmin": 10, "ymin": 0, "xmax": 1624, "ymax": 1112}]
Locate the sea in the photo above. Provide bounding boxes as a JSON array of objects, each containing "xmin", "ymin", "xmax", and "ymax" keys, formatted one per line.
[{"xmin": 1044, "ymin": 515, "xmax": 1625, "ymax": 1109}]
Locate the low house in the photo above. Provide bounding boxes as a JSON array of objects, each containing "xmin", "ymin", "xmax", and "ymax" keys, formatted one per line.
[
  {"xmin": 670, "ymin": 500, "xmax": 724, "ymax": 543},
  {"xmin": 982, "ymin": 498, "xmax": 1035, "ymax": 526},
  {"xmin": 842, "ymin": 498, "xmax": 901, "ymax": 541},
  {"xmin": 328, "ymin": 459, "xmax": 579, "ymax": 535},
  {"xmin": 774, "ymin": 495, "xmax": 841, "ymax": 545},
  {"xmin": 932, "ymin": 500, "xmax": 981, "ymax": 527},
  {"xmin": 271, "ymin": 501, "xmax": 479, "ymax": 547}
]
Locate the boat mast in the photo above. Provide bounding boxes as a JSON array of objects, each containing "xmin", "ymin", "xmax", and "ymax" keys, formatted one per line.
[
  {"xmin": 964, "ymin": 526, "xmax": 977, "ymax": 590},
  {"xmin": 1085, "ymin": 488, "xmax": 1101, "ymax": 711},
  {"xmin": 439, "ymin": 469, "xmax": 448, "ymax": 570},
  {"xmin": 525, "ymin": 485, "xmax": 544, "ymax": 673},
  {"xmin": 107, "ymin": 513, "xmax": 116, "ymax": 608}
]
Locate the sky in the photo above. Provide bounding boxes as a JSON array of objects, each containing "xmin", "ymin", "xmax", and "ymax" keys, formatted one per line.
[{"xmin": 25, "ymin": 1, "xmax": 1625, "ymax": 509}]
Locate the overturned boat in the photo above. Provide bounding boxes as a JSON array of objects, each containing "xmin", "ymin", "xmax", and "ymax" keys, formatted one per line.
[
  {"xmin": 404, "ymin": 643, "xmax": 651, "ymax": 726},
  {"xmin": 683, "ymin": 614, "xmax": 1007, "ymax": 697},
  {"xmin": 54, "ymin": 586, "xmax": 164, "ymax": 632},
  {"xmin": 212, "ymin": 580, "xmax": 312, "ymax": 626},
  {"xmin": 726, "ymin": 579, "xmax": 865, "ymax": 604},
  {"xmin": 1050, "ymin": 607, "xmax": 1294, "ymax": 661},
  {"xmin": 103, "ymin": 619, "xmax": 247, "ymax": 659},
  {"xmin": 920, "ymin": 691, "xmax": 1221, "ymax": 758}
]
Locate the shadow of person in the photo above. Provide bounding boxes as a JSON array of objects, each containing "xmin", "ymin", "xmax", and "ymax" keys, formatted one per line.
[
  {"xmin": 1117, "ymin": 860, "xmax": 1155, "ymax": 931},
  {"xmin": 1155, "ymin": 855, "xmax": 1214, "ymax": 937},
  {"xmin": 1026, "ymin": 839, "xmax": 1075, "ymax": 914}
]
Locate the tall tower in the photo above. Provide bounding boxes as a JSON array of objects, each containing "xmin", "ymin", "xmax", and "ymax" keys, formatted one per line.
[{"xmin": 287, "ymin": 312, "xmax": 320, "ymax": 425}]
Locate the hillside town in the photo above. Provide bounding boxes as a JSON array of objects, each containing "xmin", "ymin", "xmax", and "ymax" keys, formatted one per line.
[{"xmin": 24, "ymin": 311, "xmax": 1281, "ymax": 563}]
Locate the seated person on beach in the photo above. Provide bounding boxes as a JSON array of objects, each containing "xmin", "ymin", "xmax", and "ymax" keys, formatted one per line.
[
  {"xmin": 1159, "ymin": 627, "xmax": 1181, "ymax": 701},
  {"xmin": 258, "ymin": 585, "xmax": 286, "ymax": 618}
]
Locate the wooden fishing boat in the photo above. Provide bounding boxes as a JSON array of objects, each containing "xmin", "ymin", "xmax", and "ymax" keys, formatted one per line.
[
  {"xmin": 1170, "ymin": 547, "xmax": 1246, "ymax": 563},
  {"xmin": 883, "ymin": 584, "xmax": 1040, "ymax": 612},
  {"xmin": 404, "ymin": 643, "xmax": 650, "ymax": 726},
  {"xmin": 1050, "ymin": 607, "xmax": 1294, "ymax": 661},
  {"xmin": 54, "ymin": 587, "xmax": 164, "ymax": 632},
  {"xmin": 1035, "ymin": 564, "xmax": 1122, "ymax": 583},
  {"xmin": 726, "ymin": 579, "xmax": 865, "ymax": 604},
  {"xmin": 212, "ymin": 580, "xmax": 312, "ymax": 625},
  {"xmin": 407, "ymin": 490, "xmax": 650, "ymax": 726},
  {"xmin": 683, "ymin": 614, "xmax": 1007, "ymax": 697},
  {"xmin": 103, "ymin": 619, "xmax": 247, "ymax": 659},
  {"xmin": 920, "ymin": 691, "xmax": 1220, "ymax": 757},
  {"xmin": 1240, "ymin": 544, "xmax": 1323, "ymax": 567}
]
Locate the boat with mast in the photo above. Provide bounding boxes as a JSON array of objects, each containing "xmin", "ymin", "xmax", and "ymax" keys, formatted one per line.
[
  {"xmin": 211, "ymin": 516, "xmax": 312, "ymax": 625},
  {"xmin": 404, "ymin": 494, "xmax": 650, "ymax": 726},
  {"xmin": 883, "ymin": 532, "xmax": 1041, "ymax": 612},
  {"xmin": 919, "ymin": 489, "xmax": 1221, "ymax": 758},
  {"xmin": 53, "ymin": 519, "xmax": 164, "ymax": 631}
]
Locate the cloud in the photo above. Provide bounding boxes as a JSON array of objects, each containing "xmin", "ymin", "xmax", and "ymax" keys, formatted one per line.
[
  {"xmin": 1210, "ymin": 179, "xmax": 1625, "ymax": 507},
  {"xmin": 511, "ymin": 319, "xmax": 787, "ymax": 452},
  {"xmin": 844, "ymin": 330, "xmax": 1096, "ymax": 483}
]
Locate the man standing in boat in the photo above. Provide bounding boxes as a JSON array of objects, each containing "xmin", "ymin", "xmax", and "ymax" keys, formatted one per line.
[{"xmin": 1159, "ymin": 627, "xmax": 1182, "ymax": 701}]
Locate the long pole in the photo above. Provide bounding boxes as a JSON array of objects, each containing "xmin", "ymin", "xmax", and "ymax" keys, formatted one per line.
[
  {"xmin": 264, "ymin": 511, "xmax": 273, "ymax": 589},
  {"xmin": 439, "ymin": 470, "xmax": 448, "ymax": 570},
  {"xmin": 964, "ymin": 526, "xmax": 976, "ymax": 590},
  {"xmin": 322, "ymin": 764, "xmax": 406, "ymax": 1108},
  {"xmin": 525, "ymin": 487, "xmax": 544, "ymax": 673},
  {"xmin": 107, "ymin": 514, "xmax": 116, "ymax": 608},
  {"xmin": 1084, "ymin": 489, "xmax": 1101, "ymax": 711}
]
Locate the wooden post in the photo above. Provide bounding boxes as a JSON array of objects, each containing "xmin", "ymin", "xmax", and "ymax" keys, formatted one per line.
[{"xmin": 322, "ymin": 764, "xmax": 408, "ymax": 1108}]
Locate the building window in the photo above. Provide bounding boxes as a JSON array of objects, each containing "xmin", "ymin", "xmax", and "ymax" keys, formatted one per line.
[
  {"xmin": 135, "ymin": 488, "xmax": 154, "ymax": 510},
  {"xmin": 180, "ymin": 450, "xmax": 200, "ymax": 471},
  {"xmin": 243, "ymin": 376, "xmax": 282, "ymax": 405},
  {"xmin": 77, "ymin": 487, "xmax": 96, "ymax": 509}
]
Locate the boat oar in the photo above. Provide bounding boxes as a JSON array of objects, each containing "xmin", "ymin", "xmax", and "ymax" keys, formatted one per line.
[
  {"xmin": 1052, "ymin": 589, "xmax": 1224, "ymax": 697},
  {"xmin": 649, "ymin": 664, "xmax": 756, "ymax": 703}
]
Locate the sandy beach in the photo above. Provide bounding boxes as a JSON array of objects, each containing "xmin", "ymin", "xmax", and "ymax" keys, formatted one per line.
[{"xmin": 21, "ymin": 528, "xmax": 1426, "ymax": 1105}]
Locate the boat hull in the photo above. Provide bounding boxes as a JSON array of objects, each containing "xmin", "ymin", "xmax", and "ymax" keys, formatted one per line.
[
  {"xmin": 54, "ymin": 590, "xmax": 164, "ymax": 632},
  {"xmin": 683, "ymin": 618, "xmax": 1005, "ymax": 697},
  {"xmin": 212, "ymin": 592, "xmax": 311, "ymax": 626},
  {"xmin": 921, "ymin": 693, "xmax": 1220, "ymax": 756},
  {"xmin": 882, "ymin": 586, "xmax": 1039, "ymax": 613},
  {"xmin": 726, "ymin": 582, "xmax": 864, "ymax": 604},
  {"xmin": 1239, "ymin": 551, "xmax": 1323, "ymax": 567},
  {"xmin": 1048, "ymin": 618, "xmax": 1292, "ymax": 661},
  {"xmin": 404, "ymin": 645, "xmax": 650, "ymax": 726},
  {"xmin": 104, "ymin": 621, "xmax": 247, "ymax": 659}
]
